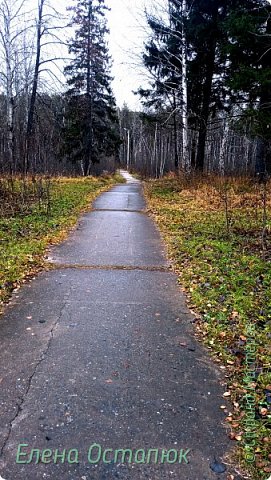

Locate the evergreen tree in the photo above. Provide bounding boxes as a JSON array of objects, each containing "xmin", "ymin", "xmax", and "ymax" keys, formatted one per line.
[
  {"xmin": 63, "ymin": 0, "xmax": 120, "ymax": 176},
  {"xmin": 140, "ymin": 0, "xmax": 230, "ymax": 171},
  {"xmin": 140, "ymin": 0, "xmax": 271, "ymax": 173},
  {"xmin": 186, "ymin": 0, "xmax": 229, "ymax": 170},
  {"xmin": 224, "ymin": 0, "xmax": 271, "ymax": 175},
  {"xmin": 138, "ymin": 2, "xmax": 185, "ymax": 170}
]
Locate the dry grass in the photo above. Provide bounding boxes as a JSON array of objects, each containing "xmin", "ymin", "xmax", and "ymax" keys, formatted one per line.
[{"xmin": 144, "ymin": 173, "xmax": 271, "ymax": 479}]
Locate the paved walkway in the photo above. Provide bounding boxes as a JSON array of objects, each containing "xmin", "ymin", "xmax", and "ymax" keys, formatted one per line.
[{"xmin": 0, "ymin": 171, "xmax": 230, "ymax": 479}]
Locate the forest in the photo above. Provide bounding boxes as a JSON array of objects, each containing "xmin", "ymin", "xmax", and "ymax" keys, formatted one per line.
[
  {"xmin": 0, "ymin": 0, "xmax": 120, "ymax": 177},
  {"xmin": 0, "ymin": 0, "xmax": 271, "ymax": 478},
  {"xmin": 0, "ymin": 0, "xmax": 270, "ymax": 179},
  {"xmin": 119, "ymin": 0, "xmax": 271, "ymax": 179}
]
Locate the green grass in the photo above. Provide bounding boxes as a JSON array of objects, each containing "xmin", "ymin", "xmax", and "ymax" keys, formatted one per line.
[
  {"xmin": 144, "ymin": 176, "xmax": 271, "ymax": 479},
  {"xmin": 0, "ymin": 174, "xmax": 123, "ymax": 307}
]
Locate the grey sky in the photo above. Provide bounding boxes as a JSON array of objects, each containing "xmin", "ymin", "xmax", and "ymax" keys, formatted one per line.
[
  {"xmin": 106, "ymin": 0, "xmax": 148, "ymax": 109},
  {"xmin": 5, "ymin": 0, "xmax": 271, "ymax": 109}
]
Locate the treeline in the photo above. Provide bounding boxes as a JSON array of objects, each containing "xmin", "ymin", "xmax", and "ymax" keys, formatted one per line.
[
  {"xmin": 119, "ymin": 0, "xmax": 271, "ymax": 178},
  {"xmin": 0, "ymin": 0, "xmax": 120, "ymax": 177},
  {"xmin": 1, "ymin": 0, "xmax": 270, "ymax": 179}
]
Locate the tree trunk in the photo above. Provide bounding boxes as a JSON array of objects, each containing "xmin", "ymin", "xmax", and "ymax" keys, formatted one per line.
[
  {"xmin": 2, "ymin": 4, "xmax": 15, "ymax": 174},
  {"xmin": 181, "ymin": 0, "xmax": 190, "ymax": 172},
  {"xmin": 196, "ymin": 27, "xmax": 217, "ymax": 171},
  {"xmin": 172, "ymin": 93, "xmax": 179, "ymax": 170},
  {"xmin": 84, "ymin": 1, "xmax": 93, "ymax": 176},
  {"xmin": 218, "ymin": 119, "xmax": 229, "ymax": 176},
  {"xmin": 256, "ymin": 17, "xmax": 271, "ymax": 176},
  {"xmin": 25, "ymin": 0, "xmax": 44, "ymax": 174},
  {"xmin": 6, "ymin": 36, "xmax": 14, "ymax": 174}
]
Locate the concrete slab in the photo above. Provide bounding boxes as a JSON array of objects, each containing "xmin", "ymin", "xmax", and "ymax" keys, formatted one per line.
[{"xmin": 48, "ymin": 211, "xmax": 168, "ymax": 268}]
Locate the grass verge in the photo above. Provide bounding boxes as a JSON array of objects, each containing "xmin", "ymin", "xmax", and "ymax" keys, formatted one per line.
[
  {"xmin": 144, "ymin": 174, "xmax": 271, "ymax": 479},
  {"xmin": 0, "ymin": 173, "xmax": 123, "ymax": 309}
]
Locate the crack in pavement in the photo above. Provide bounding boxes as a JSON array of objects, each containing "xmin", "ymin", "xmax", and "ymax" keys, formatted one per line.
[
  {"xmin": 0, "ymin": 301, "xmax": 67, "ymax": 460},
  {"xmin": 92, "ymin": 208, "xmax": 146, "ymax": 214},
  {"xmin": 46, "ymin": 263, "xmax": 171, "ymax": 272}
]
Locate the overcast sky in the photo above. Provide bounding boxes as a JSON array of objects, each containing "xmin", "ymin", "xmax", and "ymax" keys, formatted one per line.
[
  {"xmin": 106, "ymin": 0, "xmax": 149, "ymax": 110},
  {"xmin": 5, "ymin": 0, "xmax": 271, "ymax": 110},
  {"xmin": 55, "ymin": 0, "xmax": 150, "ymax": 109}
]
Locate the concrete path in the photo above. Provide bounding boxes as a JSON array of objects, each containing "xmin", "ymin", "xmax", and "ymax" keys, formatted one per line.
[{"xmin": 0, "ymin": 171, "xmax": 231, "ymax": 479}]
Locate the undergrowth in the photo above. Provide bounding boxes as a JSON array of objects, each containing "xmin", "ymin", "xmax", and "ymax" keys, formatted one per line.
[{"xmin": 144, "ymin": 173, "xmax": 271, "ymax": 479}]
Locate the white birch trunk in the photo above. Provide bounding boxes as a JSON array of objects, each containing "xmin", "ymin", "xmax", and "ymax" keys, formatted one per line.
[
  {"xmin": 3, "ymin": 5, "xmax": 14, "ymax": 172},
  {"xmin": 218, "ymin": 119, "xmax": 229, "ymax": 176},
  {"xmin": 0, "ymin": 0, "xmax": 27, "ymax": 173},
  {"xmin": 152, "ymin": 122, "xmax": 158, "ymax": 178},
  {"xmin": 6, "ymin": 51, "xmax": 14, "ymax": 172},
  {"xmin": 181, "ymin": 0, "xmax": 190, "ymax": 172}
]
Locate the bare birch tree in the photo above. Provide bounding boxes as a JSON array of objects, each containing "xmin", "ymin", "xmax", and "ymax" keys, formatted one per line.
[
  {"xmin": 0, "ymin": 0, "xmax": 28, "ymax": 173},
  {"xmin": 25, "ymin": 0, "xmax": 68, "ymax": 173}
]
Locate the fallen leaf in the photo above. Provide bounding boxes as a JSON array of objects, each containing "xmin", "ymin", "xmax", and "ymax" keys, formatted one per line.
[
  {"xmin": 225, "ymin": 416, "xmax": 233, "ymax": 422},
  {"xmin": 229, "ymin": 432, "xmax": 242, "ymax": 441}
]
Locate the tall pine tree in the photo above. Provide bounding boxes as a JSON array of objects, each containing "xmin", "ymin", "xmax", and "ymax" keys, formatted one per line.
[{"xmin": 63, "ymin": 0, "xmax": 120, "ymax": 176}]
